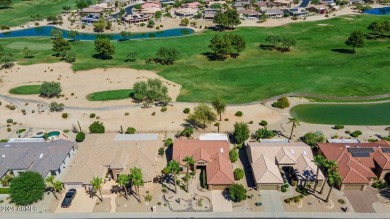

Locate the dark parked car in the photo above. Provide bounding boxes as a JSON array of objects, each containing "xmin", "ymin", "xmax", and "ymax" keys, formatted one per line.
[{"xmin": 61, "ymin": 189, "xmax": 77, "ymax": 208}]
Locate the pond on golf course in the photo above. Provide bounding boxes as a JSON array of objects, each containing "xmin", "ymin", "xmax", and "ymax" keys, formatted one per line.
[
  {"xmin": 0, "ymin": 26, "xmax": 194, "ymax": 41},
  {"xmin": 289, "ymin": 102, "xmax": 390, "ymax": 125}
]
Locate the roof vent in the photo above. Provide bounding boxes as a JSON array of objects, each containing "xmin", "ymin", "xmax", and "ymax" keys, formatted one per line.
[
  {"xmin": 39, "ymin": 153, "xmax": 44, "ymax": 159},
  {"xmin": 303, "ymin": 151, "xmax": 307, "ymax": 156},
  {"xmin": 291, "ymin": 149, "xmax": 294, "ymax": 154},
  {"xmin": 220, "ymin": 148, "xmax": 224, "ymax": 153},
  {"xmin": 1, "ymin": 155, "xmax": 5, "ymax": 158},
  {"xmin": 5, "ymin": 145, "xmax": 10, "ymax": 147}
]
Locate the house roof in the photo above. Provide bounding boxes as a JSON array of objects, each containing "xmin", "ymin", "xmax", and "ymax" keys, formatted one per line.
[
  {"xmin": 247, "ymin": 141, "xmax": 324, "ymax": 184},
  {"xmin": 238, "ymin": 9, "xmax": 260, "ymax": 15},
  {"xmin": 82, "ymin": 7, "xmax": 104, "ymax": 13},
  {"xmin": 0, "ymin": 140, "xmax": 75, "ymax": 178},
  {"xmin": 318, "ymin": 141, "xmax": 390, "ymax": 185},
  {"xmin": 172, "ymin": 138, "xmax": 234, "ymax": 185},
  {"xmin": 62, "ymin": 134, "xmax": 159, "ymax": 184}
]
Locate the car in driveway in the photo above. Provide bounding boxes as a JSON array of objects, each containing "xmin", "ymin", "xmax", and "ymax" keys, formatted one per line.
[{"xmin": 61, "ymin": 189, "xmax": 77, "ymax": 208}]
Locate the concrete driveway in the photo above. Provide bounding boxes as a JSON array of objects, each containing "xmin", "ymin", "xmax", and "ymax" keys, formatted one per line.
[
  {"xmin": 55, "ymin": 189, "xmax": 97, "ymax": 213},
  {"xmin": 344, "ymin": 187, "xmax": 378, "ymax": 213},
  {"xmin": 212, "ymin": 190, "xmax": 232, "ymax": 212}
]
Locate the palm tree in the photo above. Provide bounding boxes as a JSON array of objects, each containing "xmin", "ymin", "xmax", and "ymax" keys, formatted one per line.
[
  {"xmin": 287, "ymin": 118, "xmax": 300, "ymax": 140},
  {"xmin": 182, "ymin": 156, "xmax": 194, "ymax": 193},
  {"xmin": 53, "ymin": 180, "xmax": 63, "ymax": 196},
  {"xmin": 90, "ymin": 177, "xmax": 104, "ymax": 202},
  {"xmin": 167, "ymin": 160, "xmax": 181, "ymax": 194},
  {"xmin": 45, "ymin": 175, "xmax": 58, "ymax": 200},
  {"xmin": 129, "ymin": 167, "xmax": 144, "ymax": 203},
  {"xmin": 319, "ymin": 160, "xmax": 338, "ymax": 194},
  {"xmin": 117, "ymin": 174, "xmax": 130, "ymax": 200},
  {"xmin": 211, "ymin": 97, "xmax": 226, "ymax": 121},
  {"xmin": 313, "ymin": 155, "xmax": 326, "ymax": 191},
  {"xmin": 325, "ymin": 171, "xmax": 341, "ymax": 203}
]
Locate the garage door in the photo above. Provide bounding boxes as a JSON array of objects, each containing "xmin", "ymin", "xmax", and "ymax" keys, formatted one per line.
[
  {"xmin": 343, "ymin": 184, "xmax": 364, "ymax": 190},
  {"xmin": 209, "ymin": 185, "xmax": 228, "ymax": 190},
  {"xmin": 259, "ymin": 184, "xmax": 279, "ymax": 190}
]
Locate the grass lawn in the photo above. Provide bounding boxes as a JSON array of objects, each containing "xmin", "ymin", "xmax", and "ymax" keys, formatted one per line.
[
  {"xmin": 0, "ymin": 0, "xmax": 74, "ymax": 27},
  {"xmin": 86, "ymin": 89, "xmax": 134, "ymax": 101},
  {"xmin": 1, "ymin": 15, "xmax": 390, "ymax": 103},
  {"xmin": 9, "ymin": 85, "xmax": 41, "ymax": 95}
]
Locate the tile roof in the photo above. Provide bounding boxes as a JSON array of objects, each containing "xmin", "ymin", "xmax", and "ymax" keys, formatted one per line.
[
  {"xmin": 247, "ymin": 141, "xmax": 324, "ymax": 184},
  {"xmin": 172, "ymin": 138, "xmax": 234, "ymax": 185},
  {"xmin": 318, "ymin": 141, "xmax": 390, "ymax": 185},
  {"xmin": 62, "ymin": 134, "xmax": 158, "ymax": 184},
  {"xmin": 0, "ymin": 140, "xmax": 75, "ymax": 178}
]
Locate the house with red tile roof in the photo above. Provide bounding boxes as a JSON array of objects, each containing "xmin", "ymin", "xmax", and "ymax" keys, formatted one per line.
[
  {"xmin": 172, "ymin": 137, "xmax": 234, "ymax": 190},
  {"xmin": 318, "ymin": 140, "xmax": 390, "ymax": 191}
]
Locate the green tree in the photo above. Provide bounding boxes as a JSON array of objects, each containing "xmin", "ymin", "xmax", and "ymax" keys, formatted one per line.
[
  {"xmin": 53, "ymin": 180, "xmax": 63, "ymax": 195},
  {"xmin": 265, "ymin": 35, "xmax": 281, "ymax": 48},
  {"xmin": 345, "ymin": 30, "xmax": 365, "ymax": 53},
  {"xmin": 10, "ymin": 171, "xmax": 45, "ymax": 206},
  {"xmin": 52, "ymin": 37, "xmax": 71, "ymax": 57},
  {"xmin": 155, "ymin": 11, "xmax": 162, "ymax": 19},
  {"xmin": 213, "ymin": 8, "xmax": 241, "ymax": 30},
  {"xmin": 22, "ymin": 46, "xmax": 33, "ymax": 58},
  {"xmin": 212, "ymin": 97, "xmax": 226, "ymax": 121},
  {"xmin": 280, "ymin": 36, "xmax": 296, "ymax": 52},
  {"xmin": 233, "ymin": 122, "xmax": 250, "ymax": 144},
  {"xmin": 89, "ymin": 121, "xmax": 105, "ymax": 133},
  {"xmin": 302, "ymin": 131, "xmax": 325, "ymax": 148},
  {"xmin": 228, "ymin": 183, "xmax": 247, "ymax": 202},
  {"xmin": 90, "ymin": 177, "xmax": 103, "ymax": 202},
  {"xmin": 1, "ymin": 53, "xmax": 14, "ymax": 69},
  {"xmin": 68, "ymin": 30, "xmax": 79, "ymax": 41},
  {"xmin": 119, "ymin": 31, "xmax": 131, "ymax": 41},
  {"xmin": 62, "ymin": 5, "xmax": 71, "ymax": 12},
  {"xmin": 94, "ymin": 38, "xmax": 115, "ymax": 59},
  {"xmin": 76, "ymin": 132, "xmax": 85, "ymax": 142},
  {"xmin": 229, "ymin": 148, "xmax": 239, "ymax": 163},
  {"xmin": 129, "ymin": 167, "xmax": 144, "ymax": 203},
  {"xmin": 230, "ymin": 34, "xmax": 246, "ymax": 56},
  {"xmin": 180, "ymin": 18, "xmax": 189, "ymax": 26},
  {"xmin": 125, "ymin": 52, "xmax": 137, "ymax": 62},
  {"xmin": 287, "ymin": 118, "xmax": 300, "ymax": 140},
  {"xmin": 325, "ymin": 171, "xmax": 341, "ymax": 203},
  {"xmin": 132, "ymin": 78, "xmax": 170, "ymax": 104},
  {"xmin": 117, "ymin": 174, "xmax": 130, "ymax": 199},
  {"xmin": 167, "ymin": 160, "xmax": 181, "ymax": 194},
  {"xmin": 313, "ymin": 155, "xmax": 326, "ymax": 191},
  {"xmin": 253, "ymin": 128, "xmax": 276, "ymax": 140},
  {"xmin": 188, "ymin": 104, "xmax": 217, "ymax": 128},
  {"xmin": 75, "ymin": 0, "xmax": 90, "ymax": 9},
  {"xmin": 0, "ymin": 0, "xmax": 12, "ymax": 8},
  {"xmin": 233, "ymin": 168, "xmax": 244, "ymax": 180},
  {"xmin": 40, "ymin": 81, "xmax": 62, "ymax": 98},
  {"xmin": 154, "ymin": 47, "xmax": 180, "ymax": 65},
  {"xmin": 47, "ymin": 15, "xmax": 59, "ymax": 24},
  {"xmin": 368, "ymin": 21, "xmax": 383, "ymax": 35},
  {"xmin": 45, "ymin": 175, "xmax": 58, "ymax": 200},
  {"xmin": 319, "ymin": 160, "xmax": 338, "ymax": 194},
  {"xmin": 50, "ymin": 29, "xmax": 63, "ymax": 39},
  {"xmin": 93, "ymin": 18, "xmax": 106, "ymax": 32},
  {"xmin": 209, "ymin": 34, "xmax": 232, "ymax": 60},
  {"xmin": 64, "ymin": 51, "xmax": 76, "ymax": 63},
  {"xmin": 182, "ymin": 156, "xmax": 194, "ymax": 193}
]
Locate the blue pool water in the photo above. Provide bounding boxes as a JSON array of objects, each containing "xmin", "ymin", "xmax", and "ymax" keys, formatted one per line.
[
  {"xmin": 0, "ymin": 26, "xmax": 194, "ymax": 41},
  {"xmin": 364, "ymin": 7, "xmax": 390, "ymax": 15}
]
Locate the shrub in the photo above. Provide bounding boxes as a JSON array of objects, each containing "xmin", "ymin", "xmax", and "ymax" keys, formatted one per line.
[
  {"xmin": 183, "ymin": 108, "xmax": 190, "ymax": 114},
  {"xmin": 10, "ymin": 171, "xmax": 45, "ymax": 205},
  {"xmin": 126, "ymin": 127, "xmax": 136, "ymax": 134},
  {"xmin": 235, "ymin": 111, "xmax": 243, "ymax": 117},
  {"xmin": 284, "ymin": 198, "xmax": 291, "ymax": 203},
  {"xmin": 158, "ymin": 147, "xmax": 165, "ymax": 156},
  {"xmin": 296, "ymin": 185, "xmax": 309, "ymax": 196},
  {"xmin": 161, "ymin": 106, "xmax": 167, "ymax": 112},
  {"xmin": 201, "ymin": 170, "xmax": 207, "ymax": 188},
  {"xmin": 6, "ymin": 105, "xmax": 16, "ymax": 110},
  {"xmin": 224, "ymin": 118, "xmax": 229, "ymax": 121},
  {"xmin": 272, "ymin": 97, "xmax": 290, "ymax": 109},
  {"xmin": 1, "ymin": 139, "xmax": 8, "ymax": 142},
  {"xmin": 253, "ymin": 128, "xmax": 276, "ymax": 140},
  {"xmin": 124, "ymin": 112, "xmax": 129, "ymax": 116},
  {"xmin": 228, "ymin": 184, "xmax": 247, "ymax": 202},
  {"xmin": 180, "ymin": 127, "xmax": 193, "ymax": 137},
  {"xmin": 40, "ymin": 81, "xmax": 62, "ymax": 98},
  {"xmin": 49, "ymin": 102, "xmax": 64, "ymax": 112},
  {"xmin": 62, "ymin": 113, "xmax": 68, "ymax": 118},
  {"xmin": 89, "ymin": 121, "xmax": 105, "ymax": 133},
  {"xmin": 350, "ymin": 131, "xmax": 362, "ymax": 138},
  {"xmin": 1, "ymin": 25, "xmax": 10, "ymax": 30},
  {"xmin": 90, "ymin": 113, "xmax": 96, "ymax": 118},
  {"xmin": 6, "ymin": 119, "xmax": 13, "ymax": 123},
  {"xmin": 338, "ymin": 199, "xmax": 346, "ymax": 204},
  {"xmin": 165, "ymin": 138, "xmax": 172, "ymax": 147},
  {"xmin": 234, "ymin": 168, "xmax": 245, "ymax": 180},
  {"xmin": 248, "ymin": 121, "xmax": 253, "ymax": 124},
  {"xmin": 333, "ymin": 125, "xmax": 344, "ymax": 129},
  {"xmin": 7, "ymin": 128, "xmax": 11, "ymax": 132},
  {"xmin": 259, "ymin": 120, "xmax": 268, "ymax": 127},
  {"xmin": 152, "ymin": 112, "xmax": 156, "ymax": 116},
  {"xmin": 229, "ymin": 148, "xmax": 239, "ymax": 163},
  {"xmin": 281, "ymin": 187, "xmax": 287, "ymax": 193},
  {"xmin": 302, "ymin": 131, "xmax": 325, "ymax": 147},
  {"xmin": 345, "ymin": 130, "xmax": 351, "ymax": 134},
  {"xmin": 76, "ymin": 132, "xmax": 85, "ymax": 142},
  {"xmin": 190, "ymin": 171, "xmax": 196, "ymax": 176},
  {"xmin": 161, "ymin": 188, "xmax": 167, "ymax": 193}
]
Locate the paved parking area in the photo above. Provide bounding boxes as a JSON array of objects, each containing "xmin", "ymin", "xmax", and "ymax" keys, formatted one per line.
[
  {"xmin": 54, "ymin": 189, "xmax": 97, "ymax": 213},
  {"xmin": 344, "ymin": 187, "xmax": 378, "ymax": 213},
  {"xmin": 212, "ymin": 190, "xmax": 232, "ymax": 212}
]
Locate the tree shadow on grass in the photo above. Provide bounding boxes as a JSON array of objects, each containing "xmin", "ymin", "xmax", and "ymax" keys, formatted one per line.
[
  {"xmin": 330, "ymin": 48, "xmax": 354, "ymax": 54},
  {"xmin": 258, "ymin": 44, "xmax": 273, "ymax": 51},
  {"xmin": 201, "ymin": 52, "xmax": 221, "ymax": 61}
]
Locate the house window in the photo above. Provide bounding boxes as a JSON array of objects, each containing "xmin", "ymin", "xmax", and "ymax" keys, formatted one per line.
[{"xmin": 50, "ymin": 170, "xmax": 57, "ymax": 176}]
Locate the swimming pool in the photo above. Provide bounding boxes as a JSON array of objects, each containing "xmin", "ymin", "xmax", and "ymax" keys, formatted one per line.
[
  {"xmin": 364, "ymin": 7, "xmax": 390, "ymax": 15},
  {"xmin": 0, "ymin": 26, "xmax": 194, "ymax": 41},
  {"xmin": 47, "ymin": 131, "xmax": 61, "ymax": 137}
]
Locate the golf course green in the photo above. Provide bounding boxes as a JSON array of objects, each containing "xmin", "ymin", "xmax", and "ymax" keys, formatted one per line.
[
  {"xmin": 1, "ymin": 14, "xmax": 390, "ymax": 103},
  {"xmin": 290, "ymin": 102, "xmax": 390, "ymax": 125}
]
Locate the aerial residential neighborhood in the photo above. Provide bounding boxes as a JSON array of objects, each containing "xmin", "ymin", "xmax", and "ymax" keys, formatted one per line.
[{"xmin": 0, "ymin": 0, "xmax": 389, "ymax": 218}]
